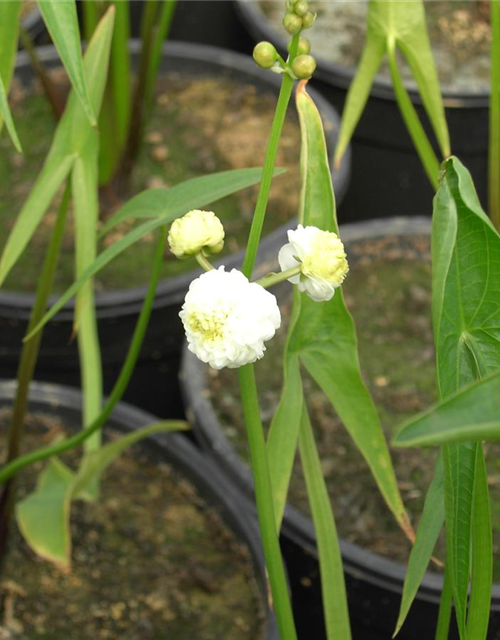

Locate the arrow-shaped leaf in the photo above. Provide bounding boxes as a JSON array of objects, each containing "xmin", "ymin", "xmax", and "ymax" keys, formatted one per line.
[
  {"xmin": 431, "ymin": 157, "xmax": 498, "ymax": 639},
  {"xmin": 16, "ymin": 420, "xmax": 186, "ymax": 568},
  {"xmin": 335, "ymin": 0, "xmax": 449, "ymax": 168}
]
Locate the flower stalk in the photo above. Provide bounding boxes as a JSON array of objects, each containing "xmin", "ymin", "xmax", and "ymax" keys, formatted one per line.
[
  {"xmin": 242, "ymin": 33, "xmax": 300, "ymax": 279},
  {"xmin": 238, "ymin": 364, "xmax": 298, "ymax": 640},
  {"xmin": 195, "ymin": 253, "xmax": 215, "ymax": 272},
  {"xmin": 256, "ymin": 265, "xmax": 301, "ymax": 289}
]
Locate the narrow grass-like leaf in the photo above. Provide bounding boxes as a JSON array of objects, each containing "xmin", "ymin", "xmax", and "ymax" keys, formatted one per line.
[
  {"xmin": 299, "ymin": 407, "xmax": 351, "ymax": 640},
  {"xmin": 37, "ymin": 0, "xmax": 96, "ymax": 125},
  {"xmin": 98, "ymin": 0, "xmax": 131, "ymax": 184},
  {"xmin": 0, "ymin": 7, "xmax": 115, "ymax": 287},
  {"xmin": 99, "ymin": 168, "xmax": 283, "ymax": 236},
  {"xmin": 443, "ymin": 442, "xmax": 476, "ymax": 638},
  {"xmin": 394, "ymin": 369, "xmax": 500, "ymax": 447},
  {"xmin": 435, "ymin": 564, "xmax": 453, "ymax": 640},
  {"xmin": 0, "ymin": 70, "xmax": 22, "ymax": 153},
  {"xmin": 387, "ymin": 41, "xmax": 439, "ymax": 189},
  {"xmin": 0, "ymin": 0, "xmax": 21, "ymax": 139},
  {"xmin": 466, "ymin": 446, "xmax": 492, "ymax": 640},
  {"xmin": 394, "ymin": 455, "xmax": 444, "ymax": 635},
  {"xmin": 334, "ymin": 28, "xmax": 385, "ymax": 168}
]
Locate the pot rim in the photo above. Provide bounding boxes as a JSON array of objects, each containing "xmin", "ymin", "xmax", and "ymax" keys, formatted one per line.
[
  {"xmin": 1, "ymin": 39, "xmax": 350, "ymax": 322},
  {"xmin": 180, "ymin": 214, "xmax": 500, "ymax": 608},
  {"xmin": 235, "ymin": 0, "xmax": 491, "ymax": 109},
  {"xmin": 0, "ymin": 378, "xmax": 279, "ymax": 640}
]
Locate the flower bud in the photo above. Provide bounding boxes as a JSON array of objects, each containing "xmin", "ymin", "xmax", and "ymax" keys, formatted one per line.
[
  {"xmin": 287, "ymin": 36, "xmax": 311, "ymax": 55},
  {"xmin": 283, "ymin": 11, "xmax": 303, "ymax": 34},
  {"xmin": 291, "ymin": 54, "xmax": 316, "ymax": 79},
  {"xmin": 168, "ymin": 210, "xmax": 225, "ymax": 259},
  {"xmin": 253, "ymin": 41, "xmax": 278, "ymax": 69},
  {"xmin": 301, "ymin": 11, "xmax": 316, "ymax": 29},
  {"xmin": 293, "ymin": 0, "xmax": 309, "ymax": 17}
]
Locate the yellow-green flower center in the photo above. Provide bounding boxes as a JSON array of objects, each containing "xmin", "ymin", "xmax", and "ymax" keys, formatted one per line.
[
  {"xmin": 301, "ymin": 233, "xmax": 348, "ymax": 283},
  {"xmin": 187, "ymin": 311, "xmax": 228, "ymax": 342}
]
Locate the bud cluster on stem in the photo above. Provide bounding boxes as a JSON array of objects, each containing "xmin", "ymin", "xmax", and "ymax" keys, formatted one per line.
[{"xmin": 252, "ymin": 1, "xmax": 317, "ymax": 80}]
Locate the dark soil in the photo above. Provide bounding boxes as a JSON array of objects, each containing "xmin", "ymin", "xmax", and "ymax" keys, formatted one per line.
[
  {"xmin": 0, "ymin": 411, "xmax": 265, "ymax": 639},
  {"xmin": 0, "ymin": 68, "xmax": 303, "ymax": 293},
  {"xmin": 259, "ymin": 0, "xmax": 491, "ymax": 94},
  {"xmin": 205, "ymin": 234, "xmax": 500, "ymax": 577}
]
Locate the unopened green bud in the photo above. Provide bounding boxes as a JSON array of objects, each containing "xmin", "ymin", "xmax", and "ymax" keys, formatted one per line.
[
  {"xmin": 301, "ymin": 11, "xmax": 316, "ymax": 29},
  {"xmin": 283, "ymin": 11, "xmax": 303, "ymax": 34},
  {"xmin": 288, "ymin": 36, "xmax": 311, "ymax": 55},
  {"xmin": 293, "ymin": 1, "xmax": 309, "ymax": 17},
  {"xmin": 253, "ymin": 41, "xmax": 278, "ymax": 69},
  {"xmin": 291, "ymin": 54, "xmax": 316, "ymax": 79}
]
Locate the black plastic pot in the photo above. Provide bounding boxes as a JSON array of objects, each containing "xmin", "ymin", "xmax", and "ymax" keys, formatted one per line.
[
  {"xmin": 0, "ymin": 378, "xmax": 279, "ymax": 640},
  {"xmin": 0, "ymin": 40, "xmax": 351, "ymax": 420},
  {"xmin": 235, "ymin": 0, "xmax": 490, "ymax": 223},
  {"xmin": 180, "ymin": 216, "xmax": 500, "ymax": 640},
  {"xmin": 124, "ymin": 0, "xmax": 254, "ymax": 54}
]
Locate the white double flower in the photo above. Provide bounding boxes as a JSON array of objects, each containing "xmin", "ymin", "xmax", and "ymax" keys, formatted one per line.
[
  {"xmin": 180, "ymin": 267, "xmax": 281, "ymax": 370},
  {"xmin": 278, "ymin": 225, "xmax": 349, "ymax": 302}
]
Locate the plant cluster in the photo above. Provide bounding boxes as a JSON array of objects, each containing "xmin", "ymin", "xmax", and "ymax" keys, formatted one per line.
[{"xmin": 1, "ymin": 1, "xmax": 500, "ymax": 640}]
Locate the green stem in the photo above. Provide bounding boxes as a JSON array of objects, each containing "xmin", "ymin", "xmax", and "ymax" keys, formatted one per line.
[
  {"xmin": 256, "ymin": 266, "xmax": 301, "ymax": 289},
  {"xmin": 241, "ymin": 34, "xmax": 299, "ymax": 279},
  {"xmin": 196, "ymin": 253, "xmax": 215, "ymax": 272},
  {"xmin": 117, "ymin": 0, "xmax": 159, "ymax": 183},
  {"xmin": 238, "ymin": 364, "xmax": 298, "ymax": 640},
  {"xmin": 489, "ymin": 0, "xmax": 500, "ymax": 229},
  {"xmin": 434, "ymin": 560, "xmax": 453, "ymax": 640},
  {"xmin": 144, "ymin": 0, "xmax": 177, "ymax": 117},
  {"xmin": 0, "ymin": 179, "xmax": 71, "ymax": 567},
  {"xmin": 0, "ymin": 225, "xmax": 169, "ymax": 487},
  {"xmin": 387, "ymin": 41, "xmax": 440, "ymax": 191}
]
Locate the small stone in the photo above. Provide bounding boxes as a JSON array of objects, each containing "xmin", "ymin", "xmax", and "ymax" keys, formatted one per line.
[
  {"xmin": 151, "ymin": 145, "xmax": 169, "ymax": 162},
  {"xmin": 145, "ymin": 131, "xmax": 163, "ymax": 144},
  {"xmin": 375, "ymin": 376, "xmax": 389, "ymax": 387},
  {"xmin": 147, "ymin": 176, "xmax": 168, "ymax": 189}
]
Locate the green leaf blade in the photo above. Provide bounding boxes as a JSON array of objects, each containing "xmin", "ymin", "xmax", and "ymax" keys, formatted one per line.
[
  {"xmin": 100, "ymin": 167, "xmax": 284, "ymax": 236},
  {"xmin": 0, "ymin": 0, "xmax": 22, "ymax": 146},
  {"xmin": 295, "ymin": 83, "xmax": 410, "ymax": 535},
  {"xmin": 394, "ymin": 455, "xmax": 445, "ymax": 636},
  {"xmin": 393, "ymin": 369, "xmax": 500, "ymax": 447},
  {"xmin": 299, "ymin": 408, "xmax": 351, "ymax": 640},
  {"xmin": 466, "ymin": 447, "xmax": 492, "ymax": 640},
  {"xmin": 37, "ymin": 0, "xmax": 97, "ymax": 125},
  {"xmin": 0, "ymin": 70, "xmax": 22, "ymax": 153},
  {"xmin": 16, "ymin": 458, "xmax": 74, "ymax": 568},
  {"xmin": 430, "ymin": 156, "xmax": 500, "ymax": 639},
  {"xmin": 0, "ymin": 7, "xmax": 115, "ymax": 288}
]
